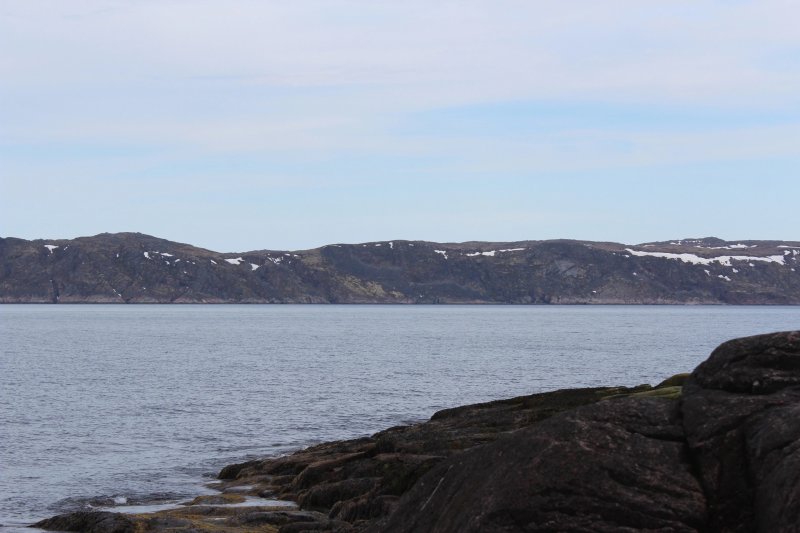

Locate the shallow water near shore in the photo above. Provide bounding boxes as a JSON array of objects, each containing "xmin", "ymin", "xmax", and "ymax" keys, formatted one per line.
[{"xmin": 1, "ymin": 304, "xmax": 798, "ymax": 529}]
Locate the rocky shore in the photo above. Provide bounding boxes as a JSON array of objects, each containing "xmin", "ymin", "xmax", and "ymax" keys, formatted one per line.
[{"xmin": 34, "ymin": 331, "xmax": 799, "ymax": 532}]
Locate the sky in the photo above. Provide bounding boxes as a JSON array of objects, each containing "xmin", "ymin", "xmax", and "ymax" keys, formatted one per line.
[{"xmin": 1, "ymin": 0, "xmax": 799, "ymax": 252}]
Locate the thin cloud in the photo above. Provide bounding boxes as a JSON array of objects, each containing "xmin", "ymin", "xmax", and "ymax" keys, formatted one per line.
[{"xmin": 1, "ymin": 1, "xmax": 799, "ymax": 249}]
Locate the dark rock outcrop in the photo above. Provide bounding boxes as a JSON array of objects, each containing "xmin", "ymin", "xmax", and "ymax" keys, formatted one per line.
[
  {"xmin": 33, "ymin": 511, "xmax": 136, "ymax": 533},
  {"xmin": 3, "ymin": 233, "xmax": 799, "ymax": 303},
  {"xmin": 681, "ymin": 331, "xmax": 800, "ymax": 532},
  {"xmin": 376, "ymin": 398, "xmax": 706, "ymax": 532},
  {"xmin": 217, "ymin": 384, "xmax": 655, "ymax": 531},
  {"xmin": 372, "ymin": 330, "xmax": 800, "ymax": 532}
]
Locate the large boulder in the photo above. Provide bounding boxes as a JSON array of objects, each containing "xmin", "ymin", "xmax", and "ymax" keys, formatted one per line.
[{"xmin": 681, "ymin": 330, "xmax": 800, "ymax": 532}]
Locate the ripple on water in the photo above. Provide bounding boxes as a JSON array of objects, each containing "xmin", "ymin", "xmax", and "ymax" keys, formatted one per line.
[{"xmin": 1, "ymin": 305, "xmax": 798, "ymax": 526}]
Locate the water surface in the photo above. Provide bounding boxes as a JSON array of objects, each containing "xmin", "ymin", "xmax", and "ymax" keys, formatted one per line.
[{"xmin": 1, "ymin": 305, "xmax": 798, "ymax": 528}]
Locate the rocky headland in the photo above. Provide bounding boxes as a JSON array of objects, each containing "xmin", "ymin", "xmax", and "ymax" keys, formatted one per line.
[
  {"xmin": 33, "ymin": 330, "xmax": 800, "ymax": 532},
  {"xmin": 2, "ymin": 233, "xmax": 800, "ymax": 304}
]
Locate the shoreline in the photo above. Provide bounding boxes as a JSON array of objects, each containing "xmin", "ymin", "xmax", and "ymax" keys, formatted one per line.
[
  {"xmin": 29, "ymin": 330, "xmax": 800, "ymax": 532},
  {"xmin": 9, "ymin": 306, "xmax": 796, "ymax": 532},
  {"xmin": 31, "ymin": 380, "xmax": 679, "ymax": 532}
]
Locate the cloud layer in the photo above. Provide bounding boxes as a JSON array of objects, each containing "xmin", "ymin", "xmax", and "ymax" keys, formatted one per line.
[{"xmin": 2, "ymin": 1, "xmax": 799, "ymax": 250}]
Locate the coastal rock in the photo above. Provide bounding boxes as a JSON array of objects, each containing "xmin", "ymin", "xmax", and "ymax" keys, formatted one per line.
[
  {"xmin": 183, "ymin": 494, "xmax": 246, "ymax": 506},
  {"xmin": 681, "ymin": 330, "xmax": 800, "ymax": 532},
  {"xmin": 298, "ymin": 477, "xmax": 380, "ymax": 511},
  {"xmin": 216, "ymin": 385, "xmax": 651, "ymax": 529},
  {"xmin": 278, "ymin": 519, "xmax": 353, "ymax": 533},
  {"xmin": 687, "ymin": 330, "xmax": 800, "ymax": 393},
  {"xmin": 371, "ymin": 330, "xmax": 800, "ymax": 532},
  {"xmin": 33, "ymin": 511, "xmax": 136, "ymax": 533},
  {"xmin": 373, "ymin": 398, "xmax": 706, "ymax": 532},
  {"xmin": 234, "ymin": 510, "xmax": 323, "ymax": 525},
  {"xmin": 218, "ymin": 459, "xmax": 260, "ymax": 480}
]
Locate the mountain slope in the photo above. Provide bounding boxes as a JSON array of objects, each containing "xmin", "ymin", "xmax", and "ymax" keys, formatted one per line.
[{"xmin": 1, "ymin": 233, "xmax": 798, "ymax": 303}]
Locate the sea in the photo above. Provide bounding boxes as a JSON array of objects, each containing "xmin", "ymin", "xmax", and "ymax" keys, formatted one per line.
[{"xmin": 1, "ymin": 304, "xmax": 798, "ymax": 530}]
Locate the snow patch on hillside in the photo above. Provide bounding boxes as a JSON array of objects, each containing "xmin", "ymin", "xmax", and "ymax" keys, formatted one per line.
[{"xmin": 625, "ymin": 249, "xmax": 785, "ymax": 266}]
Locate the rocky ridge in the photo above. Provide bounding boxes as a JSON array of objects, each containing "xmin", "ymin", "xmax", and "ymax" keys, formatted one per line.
[
  {"xmin": 2, "ymin": 233, "xmax": 799, "ymax": 304},
  {"xmin": 32, "ymin": 331, "xmax": 800, "ymax": 532}
]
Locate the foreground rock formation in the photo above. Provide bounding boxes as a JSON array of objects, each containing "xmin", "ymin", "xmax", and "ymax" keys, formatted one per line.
[
  {"xmin": 377, "ymin": 331, "xmax": 800, "ymax": 532},
  {"xmin": 681, "ymin": 332, "xmax": 800, "ymax": 532},
  {"xmin": 3, "ymin": 233, "xmax": 799, "ymax": 303},
  {"xmin": 34, "ymin": 331, "xmax": 800, "ymax": 532}
]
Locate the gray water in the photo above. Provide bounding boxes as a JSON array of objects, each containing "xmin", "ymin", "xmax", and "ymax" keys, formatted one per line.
[{"xmin": 1, "ymin": 305, "xmax": 798, "ymax": 528}]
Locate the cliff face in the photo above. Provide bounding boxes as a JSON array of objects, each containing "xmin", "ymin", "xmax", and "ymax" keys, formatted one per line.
[{"xmin": 2, "ymin": 232, "xmax": 799, "ymax": 303}]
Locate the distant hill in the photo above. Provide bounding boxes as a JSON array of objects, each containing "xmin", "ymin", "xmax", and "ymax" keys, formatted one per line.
[{"xmin": 1, "ymin": 233, "xmax": 798, "ymax": 304}]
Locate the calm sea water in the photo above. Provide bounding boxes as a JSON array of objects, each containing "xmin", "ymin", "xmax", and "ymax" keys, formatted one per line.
[{"xmin": 1, "ymin": 305, "xmax": 798, "ymax": 529}]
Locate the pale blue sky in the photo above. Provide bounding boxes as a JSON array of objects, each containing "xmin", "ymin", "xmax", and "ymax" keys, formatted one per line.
[{"xmin": 1, "ymin": 1, "xmax": 799, "ymax": 252}]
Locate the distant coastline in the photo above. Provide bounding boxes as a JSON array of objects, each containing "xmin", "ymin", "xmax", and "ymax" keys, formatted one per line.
[{"xmin": 2, "ymin": 232, "xmax": 798, "ymax": 304}]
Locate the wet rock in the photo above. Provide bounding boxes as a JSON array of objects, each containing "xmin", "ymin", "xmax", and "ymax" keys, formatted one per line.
[
  {"xmin": 236, "ymin": 510, "xmax": 327, "ymax": 525},
  {"xmin": 183, "ymin": 494, "xmax": 245, "ymax": 506},
  {"xmin": 144, "ymin": 516, "xmax": 194, "ymax": 529},
  {"xmin": 218, "ymin": 459, "xmax": 260, "ymax": 480},
  {"xmin": 34, "ymin": 511, "xmax": 136, "ymax": 533}
]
